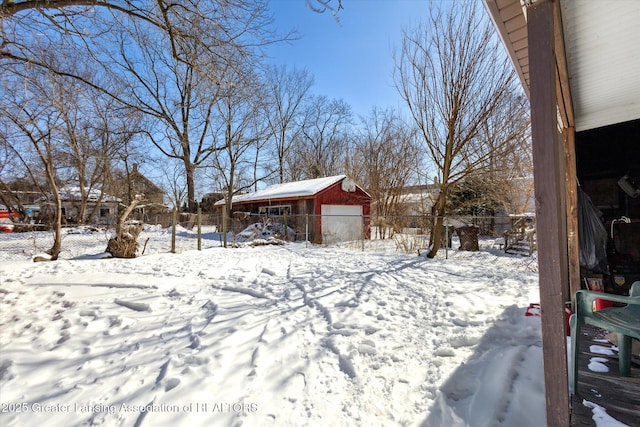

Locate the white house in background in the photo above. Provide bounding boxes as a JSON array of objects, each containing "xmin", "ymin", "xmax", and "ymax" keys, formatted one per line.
[
  {"xmin": 397, "ymin": 184, "xmax": 440, "ymax": 216},
  {"xmin": 40, "ymin": 186, "xmax": 121, "ymax": 225}
]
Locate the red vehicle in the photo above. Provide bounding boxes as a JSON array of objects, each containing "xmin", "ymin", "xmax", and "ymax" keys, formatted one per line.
[
  {"xmin": 0, "ymin": 210, "xmax": 16, "ymax": 232},
  {"xmin": 0, "ymin": 218, "xmax": 15, "ymax": 233}
]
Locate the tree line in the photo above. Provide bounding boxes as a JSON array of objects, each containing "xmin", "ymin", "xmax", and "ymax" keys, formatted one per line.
[{"xmin": 0, "ymin": 0, "xmax": 530, "ymax": 259}]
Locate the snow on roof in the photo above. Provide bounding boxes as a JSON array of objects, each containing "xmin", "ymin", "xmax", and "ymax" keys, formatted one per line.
[
  {"xmin": 58, "ymin": 186, "xmax": 121, "ymax": 203},
  {"xmin": 399, "ymin": 192, "xmax": 436, "ymax": 204},
  {"xmin": 215, "ymin": 175, "xmax": 347, "ymax": 205}
]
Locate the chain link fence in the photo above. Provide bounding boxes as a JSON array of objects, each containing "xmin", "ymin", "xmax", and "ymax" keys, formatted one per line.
[{"xmin": 0, "ymin": 213, "xmax": 537, "ymax": 271}]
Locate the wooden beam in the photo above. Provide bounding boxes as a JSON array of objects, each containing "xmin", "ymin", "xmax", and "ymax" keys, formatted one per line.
[
  {"xmin": 564, "ymin": 127, "xmax": 581, "ymax": 303},
  {"xmin": 556, "ymin": 125, "xmax": 570, "ymax": 308},
  {"xmin": 527, "ymin": 0, "xmax": 571, "ymax": 425},
  {"xmin": 554, "ymin": 124, "xmax": 570, "ymax": 302},
  {"xmin": 553, "ymin": 0, "xmax": 578, "ymax": 304},
  {"xmin": 553, "ymin": 0, "xmax": 574, "ymax": 129}
]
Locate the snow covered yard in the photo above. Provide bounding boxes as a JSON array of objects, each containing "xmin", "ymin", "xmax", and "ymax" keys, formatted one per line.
[{"xmin": 0, "ymin": 228, "xmax": 624, "ymax": 426}]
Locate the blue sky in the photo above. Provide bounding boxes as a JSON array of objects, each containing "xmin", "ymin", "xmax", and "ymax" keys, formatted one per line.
[{"xmin": 265, "ymin": 0, "xmax": 431, "ymax": 119}]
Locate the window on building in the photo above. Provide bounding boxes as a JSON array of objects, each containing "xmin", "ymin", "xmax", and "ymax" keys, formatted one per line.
[{"xmin": 258, "ymin": 205, "xmax": 291, "ymax": 216}]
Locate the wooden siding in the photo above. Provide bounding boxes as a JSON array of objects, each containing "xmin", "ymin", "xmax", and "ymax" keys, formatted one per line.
[
  {"xmin": 313, "ymin": 183, "xmax": 371, "ymax": 217},
  {"xmin": 313, "ymin": 182, "xmax": 371, "ymax": 244}
]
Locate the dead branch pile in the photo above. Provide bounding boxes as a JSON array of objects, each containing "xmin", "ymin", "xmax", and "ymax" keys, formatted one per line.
[
  {"xmin": 106, "ymin": 197, "xmax": 144, "ymax": 258},
  {"xmin": 107, "ymin": 221, "xmax": 143, "ymax": 258}
]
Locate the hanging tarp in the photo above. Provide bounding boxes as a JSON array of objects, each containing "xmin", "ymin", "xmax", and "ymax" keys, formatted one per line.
[{"xmin": 577, "ymin": 187, "xmax": 609, "ymax": 274}]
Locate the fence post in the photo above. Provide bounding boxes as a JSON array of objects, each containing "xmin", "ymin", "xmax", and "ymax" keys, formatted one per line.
[
  {"xmin": 171, "ymin": 207, "xmax": 177, "ymax": 254},
  {"xmin": 361, "ymin": 214, "xmax": 365, "ymax": 251},
  {"xmin": 222, "ymin": 205, "xmax": 227, "ymax": 248},
  {"xmin": 284, "ymin": 210, "xmax": 288, "ymax": 241},
  {"xmin": 197, "ymin": 207, "xmax": 202, "ymax": 250},
  {"xmin": 305, "ymin": 214, "xmax": 309, "ymax": 248}
]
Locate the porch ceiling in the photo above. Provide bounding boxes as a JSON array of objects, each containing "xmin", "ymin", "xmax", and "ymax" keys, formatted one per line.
[{"xmin": 484, "ymin": 0, "xmax": 640, "ymax": 131}]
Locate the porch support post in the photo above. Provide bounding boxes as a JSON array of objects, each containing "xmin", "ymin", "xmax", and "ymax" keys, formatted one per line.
[
  {"xmin": 527, "ymin": 0, "xmax": 571, "ymax": 425},
  {"xmin": 564, "ymin": 127, "xmax": 581, "ymax": 301}
]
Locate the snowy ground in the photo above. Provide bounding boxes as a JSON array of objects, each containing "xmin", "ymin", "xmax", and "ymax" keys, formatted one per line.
[{"xmin": 0, "ymin": 227, "xmax": 630, "ymax": 426}]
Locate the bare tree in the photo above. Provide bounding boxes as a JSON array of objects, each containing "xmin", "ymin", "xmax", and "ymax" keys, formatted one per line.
[
  {"xmin": 348, "ymin": 107, "xmax": 421, "ymax": 238},
  {"xmin": 2, "ymin": 0, "xmax": 169, "ymax": 20},
  {"xmin": 106, "ymin": 23, "xmax": 218, "ymax": 213},
  {"xmin": 1, "ymin": 42, "xmax": 145, "ymax": 255},
  {"xmin": 394, "ymin": 1, "xmax": 529, "ymax": 258},
  {"xmin": 1, "ymin": 0, "xmax": 342, "ymax": 20},
  {"xmin": 290, "ymin": 95, "xmax": 353, "ymax": 180},
  {"xmin": 162, "ymin": 159, "xmax": 188, "ymax": 210},
  {"xmin": 1, "ymin": 1, "xmax": 172, "ymax": 80},
  {"xmin": 2, "ymin": 0, "xmax": 290, "ymax": 214},
  {"xmin": 448, "ymin": 94, "xmax": 532, "ymax": 217},
  {"xmin": 0, "ymin": 67, "xmax": 67, "ymax": 259},
  {"xmin": 263, "ymin": 64, "xmax": 314, "ymax": 184},
  {"xmin": 1, "ymin": 0, "xmax": 286, "ymax": 65},
  {"xmin": 106, "ymin": 127, "xmax": 152, "ymax": 215},
  {"xmin": 480, "ymin": 94, "xmax": 532, "ymax": 214},
  {"xmin": 0, "ymin": 176, "xmax": 34, "ymax": 224},
  {"xmin": 0, "ymin": 123, "xmax": 52, "ymax": 223},
  {"xmin": 0, "ymin": 126, "xmax": 26, "ymax": 221},
  {"xmin": 210, "ymin": 66, "xmax": 272, "ymax": 247},
  {"xmin": 90, "ymin": 98, "xmax": 144, "ymax": 211},
  {"xmin": 112, "ymin": 1, "xmax": 289, "ymax": 212},
  {"xmin": 52, "ymin": 77, "xmax": 138, "ymax": 224},
  {"xmin": 305, "ymin": 0, "xmax": 343, "ymax": 16}
]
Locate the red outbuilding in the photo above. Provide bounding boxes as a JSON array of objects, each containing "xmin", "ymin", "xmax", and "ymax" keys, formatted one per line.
[{"xmin": 215, "ymin": 175, "xmax": 371, "ymax": 244}]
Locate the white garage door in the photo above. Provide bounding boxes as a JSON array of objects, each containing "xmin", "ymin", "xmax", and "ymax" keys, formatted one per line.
[{"xmin": 321, "ymin": 205, "xmax": 363, "ymax": 244}]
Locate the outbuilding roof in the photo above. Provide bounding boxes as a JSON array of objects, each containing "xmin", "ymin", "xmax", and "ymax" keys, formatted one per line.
[{"xmin": 215, "ymin": 175, "xmax": 352, "ymax": 205}]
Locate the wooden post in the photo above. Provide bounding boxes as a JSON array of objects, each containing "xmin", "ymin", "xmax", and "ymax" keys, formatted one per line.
[
  {"xmin": 528, "ymin": 1, "xmax": 571, "ymax": 425},
  {"xmin": 283, "ymin": 210, "xmax": 288, "ymax": 241},
  {"xmin": 564, "ymin": 127, "xmax": 581, "ymax": 302},
  {"xmin": 171, "ymin": 207, "xmax": 177, "ymax": 254},
  {"xmin": 197, "ymin": 206, "xmax": 202, "ymax": 251}
]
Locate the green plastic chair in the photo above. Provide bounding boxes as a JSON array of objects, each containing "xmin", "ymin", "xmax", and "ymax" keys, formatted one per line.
[{"xmin": 570, "ymin": 281, "xmax": 640, "ymax": 394}]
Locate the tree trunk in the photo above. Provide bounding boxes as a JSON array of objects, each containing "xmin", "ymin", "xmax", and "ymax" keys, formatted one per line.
[
  {"xmin": 185, "ymin": 162, "xmax": 197, "ymax": 213},
  {"xmin": 106, "ymin": 198, "xmax": 142, "ymax": 258},
  {"xmin": 222, "ymin": 198, "xmax": 232, "ymax": 248},
  {"xmin": 427, "ymin": 190, "xmax": 447, "ymax": 259},
  {"xmin": 49, "ymin": 187, "xmax": 63, "ymax": 260}
]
